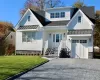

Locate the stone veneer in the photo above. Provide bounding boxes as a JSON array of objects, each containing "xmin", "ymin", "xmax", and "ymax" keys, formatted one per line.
[
  {"xmin": 16, "ymin": 50, "xmax": 42, "ymax": 55},
  {"xmin": 88, "ymin": 52, "xmax": 93, "ymax": 59}
]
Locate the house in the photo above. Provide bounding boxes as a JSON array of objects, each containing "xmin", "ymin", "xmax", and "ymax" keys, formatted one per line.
[
  {"xmin": 16, "ymin": 6, "xmax": 95, "ymax": 59},
  {"xmin": 0, "ymin": 24, "xmax": 15, "ymax": 55}
]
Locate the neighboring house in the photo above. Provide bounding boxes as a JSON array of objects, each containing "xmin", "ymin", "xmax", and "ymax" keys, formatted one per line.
[
  {"xmin": 16, "ymin": 6, "xmax": 95, "ymax": 59},
  {"xmin": 5, "ymin": 32, "xmax": 15, "ymax": 46},
  {"xmin": 0, "ymin": 26, "xmax": 15, "ymax": 55}
]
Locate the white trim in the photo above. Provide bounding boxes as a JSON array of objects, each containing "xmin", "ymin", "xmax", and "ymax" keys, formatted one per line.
[
  {"xmin": 17, "ymin": 29, "xmax": 38, "ymax": 32},
  {"xmin": 68, "ymin": 34, "xmax": 92, "ymax": 37},
  {"xmin": 45, "ymin": 7, "xmax": 73, "ymax": 11},
  {"xmin": 29, "ymin": 9, "xmax": 43, "ymax": 27},
  {"xmin": 67, "ymin": 9, "xmax": 94, "ymax": 28},
  {"xmin": 16, "ymin": 9, "xmax": 30, "ymax": 29},
  {"xmin": 16, "ymin": 9, "xmax": 43, "ymax": 29}
]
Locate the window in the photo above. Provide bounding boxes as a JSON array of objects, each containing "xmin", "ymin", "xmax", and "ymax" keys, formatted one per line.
[
  {"xmin": 11, "ymin": 35, "xmax": 12, "ymax": 39},
  {"xmin": 50, "ymin": 13, "xmax": 54, "ymax": 18},
  {"xmin": 55, "ymin": 13, "xmax": 59, "ymax": 18},
  {"xmin": 28, "ymin": 16, "xmax": 30, "ymax": 21},
  {"xmin": 72, "ymin": 40, "xmax": 79, "ymax": 43},
  {"xmin": 80, "ymin": 40, "xmax": 87, "ymax": 43},
  {"xmin": 78, "ymin": 16, "xmax": 81, "ymax": 23},
  {"xmin": 22, "ymin": 32, "xmax": 35, "ymax": 42},
  {"xmin": 56, "ymin": 34, "xmax": 59, "ymax": 42},
  {"xmin": 50, "ymin": 12, "xmax": 65, "ymax": 18},
  {"xmin": 61, "ymin": 12, "xmax": 65, "ymax": 18}
]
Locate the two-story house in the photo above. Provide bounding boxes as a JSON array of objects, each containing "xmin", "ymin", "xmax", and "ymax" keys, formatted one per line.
[{"xmin": 16, "ymin": 6, "xmax": 95, "ymax": 59}]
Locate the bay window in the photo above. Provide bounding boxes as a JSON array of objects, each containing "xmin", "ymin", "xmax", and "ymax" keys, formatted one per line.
[{"xmin": 22, "ymin": 32, "xmax": 36, "ymax": 42}]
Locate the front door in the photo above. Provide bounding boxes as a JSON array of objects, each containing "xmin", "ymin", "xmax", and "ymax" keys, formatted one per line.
[{"xmin": 52, "ymin": 33, "xmax": 62, "ymax": 48}]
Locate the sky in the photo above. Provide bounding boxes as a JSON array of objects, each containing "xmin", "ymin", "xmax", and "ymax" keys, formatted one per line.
[{"xmin": 0, "ymin": 0, "xmax": 99, "ymax": 26}]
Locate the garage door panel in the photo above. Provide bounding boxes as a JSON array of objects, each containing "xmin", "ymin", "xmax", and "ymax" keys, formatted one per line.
[
  {"xmin": 72, "ymin": 43, "xmax": 76, "ymax": 58},
  {"xmin": 71, "ymin": 39, "xmax": 88, "ymax": 59}
]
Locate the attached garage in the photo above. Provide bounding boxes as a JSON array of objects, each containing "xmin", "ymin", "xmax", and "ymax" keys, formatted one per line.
[{"xmin": 71, "ymin": 39, "xmax": 88, "ymax": 59}]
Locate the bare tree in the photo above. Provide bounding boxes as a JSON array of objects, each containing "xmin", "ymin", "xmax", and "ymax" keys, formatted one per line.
[
  {"xmin": 20, "ymin": 0, "xmax": 41, "ymax": 16},
  {"xmin": 20, "ymin": 0, "xmax": 64, "ymax": 16},
  {"xmin": 46, "ymin": 0, "xmax": 64, "ymax": 8}
]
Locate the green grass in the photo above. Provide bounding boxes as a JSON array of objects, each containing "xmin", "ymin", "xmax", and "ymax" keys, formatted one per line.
[{"xmin": 0, "ymin": 56, "xmax": 47, "ymax": 80}]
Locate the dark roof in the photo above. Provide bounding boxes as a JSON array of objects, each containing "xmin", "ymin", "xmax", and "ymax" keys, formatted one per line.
[
  {"xmin": 18, "ymin": 25, "xmax": 38, "ymax": 30},
  {"xmin": 30, "ymin": 9, "xmax": 46, "ymax": 26},
  {"xmin": 44, "ymin": 20, "xmax": 70, "ymax": 26},
  {"xmin": 80, "ymin": 6, "xmax": 95, "ymax": 23},
  {"xmin": 68, "ymin": 29, "xmax": 92, "ymax": 35},
  {"xmin": 30, "ymin": 6, "xmax": 95, "ymax": 27},
  {"xmin": 72, "ymin": 6, "xmax": 95, "ymax": 23}
]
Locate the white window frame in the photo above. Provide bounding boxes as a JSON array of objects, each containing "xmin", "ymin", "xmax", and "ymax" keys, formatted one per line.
[
  {"xmin": 78, "ymin": 16, "xmax": 81, "ymax": 23},
  {"xmin": 22, "ymin": 32, "xmax": 36, "ymax": 42},
  {"xmin": 61, "ymin": 12, "xmax": 65, "ymax": 18},
  {"xmin": 50, "ymin": 12, "xmax": 65, "ymax": 18},
  {"xmin": 50, "ymin": 13, "xmax": 55, "ymax": 18},
  {"xmin": 28, "ymin": 16, "xmax": 31, "ymax": 21},
  {"xmin": 55, "ymin": 13, "xmax": 60, "ymax": 18}
]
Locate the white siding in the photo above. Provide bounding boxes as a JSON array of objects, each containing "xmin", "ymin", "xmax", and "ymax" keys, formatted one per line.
[
  {"xmin": 6, "ymin": 32, "xmax": 15, "ymax": 46},
  {"xmin": 45, "ymin": 9, "xmax": 71, "ymax": 21},
  {"xmin": 88, "ymin": 36, "xmax": 93, "ymax": 52},
  {"xmin": 20, "ymin": 11, "xmax": 40, "ymax": 26},
  {"xmin": 67, "ymin": 11, "xmax": 93, "ymax": 30},
  {"xmin": 16, "ymin": 31, "xmax": 43, "ymax": 51},
  {"xmin": 16, "ymin": 9, "xmax": 43, "ymax": 29}
]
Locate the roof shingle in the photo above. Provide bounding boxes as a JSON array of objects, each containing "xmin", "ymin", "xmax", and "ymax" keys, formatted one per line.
[{"xmin": 18, "ymin": 25, "xmax": 38, "ymax": 30}]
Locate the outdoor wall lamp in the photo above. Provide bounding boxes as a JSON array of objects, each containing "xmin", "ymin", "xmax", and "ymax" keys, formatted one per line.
[
  {"xmin": 49, "ymin": 33, "xmax": 51, "ymax": 37},
  {"xmin": 64, "ymin": 33, "xmax": 65, "ymax": 37}
]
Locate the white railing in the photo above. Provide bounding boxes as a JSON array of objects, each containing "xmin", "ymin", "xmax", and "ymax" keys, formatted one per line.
[
  {"xmin": 58, "ymin": 40, "xmax": 63, "ymax": 56},
  {"xmin": 44, "ymin": 40, "xmax": 48, "ymax": 55}
]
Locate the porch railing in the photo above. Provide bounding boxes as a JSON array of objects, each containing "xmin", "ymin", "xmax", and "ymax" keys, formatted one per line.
[
  {"xmin": 44, "ymin": 40, "xmax": 48, "ymax": 55},
  {"xmin": 58, "ymin": 40, "xmax": 62, "ymax": 56},
  {"xmin": 58, "ymin": 40, "xmax": 71, "ymax": 57}
]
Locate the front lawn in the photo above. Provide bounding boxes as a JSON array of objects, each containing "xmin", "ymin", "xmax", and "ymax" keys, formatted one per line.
[{"xmin": 0, "ymin": 56, "xmax": 47, "ymax": 80}]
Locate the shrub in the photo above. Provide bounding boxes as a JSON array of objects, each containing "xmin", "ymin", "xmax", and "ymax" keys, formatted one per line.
[
  {"xmin": 59, "ymin": 48, "xmax": 70, "ymax": 58},
  {"xmin": 0, "ymin": 39, "xmax": 8, "ymax": 55}
]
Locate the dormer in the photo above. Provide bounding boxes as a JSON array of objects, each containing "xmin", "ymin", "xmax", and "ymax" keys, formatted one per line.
[{"xmin": 45, "ymin": 7, "xmax": 73, "ymax": 22}]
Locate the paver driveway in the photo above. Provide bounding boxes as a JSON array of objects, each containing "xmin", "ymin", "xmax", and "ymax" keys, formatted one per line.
[{"xmin": 15, "ymin": 58, "xmax": 100, "ymax": 80}]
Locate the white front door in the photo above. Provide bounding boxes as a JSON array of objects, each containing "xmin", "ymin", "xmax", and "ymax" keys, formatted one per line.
[
  {"xmin": 71, "ymin": 39, "xmax": 88, "ymax": 59},
  {"xmin": 52, "ymin": 33, "xmax": 62, "ymax": 48}
]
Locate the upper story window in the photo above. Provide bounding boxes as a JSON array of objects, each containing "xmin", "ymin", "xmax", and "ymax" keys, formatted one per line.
[
  {"xmin": 50, "ymin": 12, "xmax": 65, "ymax": 18},
  {"xmin": 50, "ymin": 13, "xmax": 54, "ymax": 18},
  {"xmin": 55, "ymin": 13, "xmax": 60, "ymax": 18},
  {"xmin": 78, "ymin": 16, "xmax": 81, "ymax": 23},
  {"xmin": 61, "ymin": 12, "xmax": 65, "ymax": 18},
  {"xmin": 28, "ymin": 16, "xmax": 30, "ymax": 21}
]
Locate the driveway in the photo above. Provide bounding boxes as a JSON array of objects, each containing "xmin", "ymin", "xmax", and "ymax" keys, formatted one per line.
[{"xmin": 15, "ymin": 58, "xmax": 100, "ymax": 80}]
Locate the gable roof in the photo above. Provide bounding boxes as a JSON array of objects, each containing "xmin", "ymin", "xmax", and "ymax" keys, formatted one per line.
[
  {"xmin": 72, "ymin": 6, "xmax": 95, "ymax": 24},
  {"xmin": 30, "ymin": 9, "xmax": 70, "ymax": 26},
  {"xmin": 30, "ymin": 9, "xmax": 46, "ymax": 26},
  {"xmin": 67, "ymin": 9, "xmax": 94, "ymax": 29},
  {"xmin": 16, "ymin": 6, "xmax": 95, "ymax": 29},
  {"xmin": 31, "ymin": 6, "xmax": 95, "ymax": 27}
]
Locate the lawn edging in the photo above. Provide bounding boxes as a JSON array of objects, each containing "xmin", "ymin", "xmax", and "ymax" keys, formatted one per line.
[{"xmin": 6, "ymin": 60, "xmax": 49, "ymax": 80}]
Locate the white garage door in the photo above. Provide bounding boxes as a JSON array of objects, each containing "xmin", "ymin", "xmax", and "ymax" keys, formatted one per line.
[{"xmin": 71, "ymin": 39, "xmax": 88, "ymax": 59}]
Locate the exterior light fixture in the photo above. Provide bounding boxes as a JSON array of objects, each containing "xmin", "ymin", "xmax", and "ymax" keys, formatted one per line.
[{"xmin": 64, "ymin": 33, "xmax": 65, "ymax": 37}]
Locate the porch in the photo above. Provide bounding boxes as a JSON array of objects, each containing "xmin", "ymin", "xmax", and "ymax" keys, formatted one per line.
[
  {"xmin": 43, "ymin": 29, "xmax": 70, "ymax": 57},
  {"xmin": 43, "ymin": 29, "xmax": 93, "ymax": 59}
]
